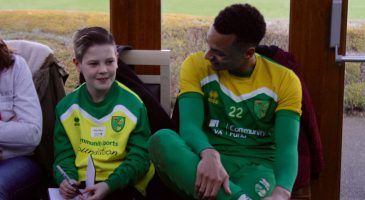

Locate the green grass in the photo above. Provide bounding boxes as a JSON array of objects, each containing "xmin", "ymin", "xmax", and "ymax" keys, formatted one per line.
[
  {"xmin": 162, "ymin": 0, "xmax": 290, "ymax": 19},
  {"xmin": 0, "ymin": 0, "xmax": 108, "ymax": 12},
  {"xmin": 0, "ymin": 0, "xmax": 364, "ymax": 19}
]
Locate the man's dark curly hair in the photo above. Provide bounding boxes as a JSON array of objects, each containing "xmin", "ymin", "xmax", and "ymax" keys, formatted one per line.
[{"xmin": 213, "ymin": 4, "xmax": 266, "ymax": 49}]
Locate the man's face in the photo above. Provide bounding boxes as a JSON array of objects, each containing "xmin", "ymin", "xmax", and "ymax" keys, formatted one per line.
[{"xmin": 204, "ymin": 26, "xmax": 248, "ymax": 71}]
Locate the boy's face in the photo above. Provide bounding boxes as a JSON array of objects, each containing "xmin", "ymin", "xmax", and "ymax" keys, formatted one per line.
[{"xmin": 75, "ymin": 44, "xmax": 118, "ymax": 101}]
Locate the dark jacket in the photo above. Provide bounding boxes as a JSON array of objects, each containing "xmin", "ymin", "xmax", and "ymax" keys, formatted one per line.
[
  {"xmin": 33, "ymin": 54, "xmax": 68, "ymax": 187},
  {"xmin": 256, "ymin": 45, "xmax": 324, "ymax": 191}
]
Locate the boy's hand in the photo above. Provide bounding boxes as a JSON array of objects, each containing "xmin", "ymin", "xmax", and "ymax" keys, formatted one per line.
[
  {"xmin": 59, "ymin": 179, "xmax": 80, "ymax": 199},
  {"xmin": 81, "ymin": 182, "xmax": 109, "ymax": 200}
]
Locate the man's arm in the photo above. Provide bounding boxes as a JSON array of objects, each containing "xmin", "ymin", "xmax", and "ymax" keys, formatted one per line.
[
  {"xmin": 264, "ymin": 110, "xmax": 300, "ymax": 200},
  {"xmin": 179, "ymin": 92, "xmax": 213, "ymax": 153},
  {"xmin": 179, "ymin": 92, "xmax": 231, "ymax": 199}
]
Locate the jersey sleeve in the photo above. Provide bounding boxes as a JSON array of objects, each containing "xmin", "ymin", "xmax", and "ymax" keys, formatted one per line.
[
  {"xmin": 106, "ymin": 104, "xmax": 151, "ymax": 192},
  {"xmin": 179, "ymin": 52, "xmax": 209, "ymax": 96},
  {"xmin": 53, "ymin": 107, "xmax": 78, "ymax": 185},
  {"xmin": 276, "ymin": 70, "xmax": 302, "ymax": 115},
  {"xmin": 274, "ymin": 110, "xmax": 300, "ymax": 192}
]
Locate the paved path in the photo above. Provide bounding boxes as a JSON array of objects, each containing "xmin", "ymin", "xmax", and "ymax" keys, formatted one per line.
[{"xmin": 341, "ymin": 117, "xmax": 365, "ymax": 200}]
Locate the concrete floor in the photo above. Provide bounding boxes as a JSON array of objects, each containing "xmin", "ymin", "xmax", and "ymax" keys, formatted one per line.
[{"xmin": 341, "ymin": 117, "xmax": 365, "ymax": 200}]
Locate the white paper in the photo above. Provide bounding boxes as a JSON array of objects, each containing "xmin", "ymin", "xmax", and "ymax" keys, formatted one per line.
[
  {"xmin": 48, "ymin": 188, "xmax": 80, "ymax": 200},
  {"xmin": 85, "ymin": 154, "xmax": 95, "ymax": 188}
]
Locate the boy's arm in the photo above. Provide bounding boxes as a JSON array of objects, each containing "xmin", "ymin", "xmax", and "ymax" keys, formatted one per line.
[
  {"xmin": 105, "ymin": 106, "xmax": 151, "ymax": 192},
  {"xmin": 53, "ymin": 112, "xmax": 78, "ymax": 185}
]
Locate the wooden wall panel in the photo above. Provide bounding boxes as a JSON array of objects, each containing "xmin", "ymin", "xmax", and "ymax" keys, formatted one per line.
[
  {"xmin": 110, "ymin": 0, "xmax": 161, "ymax": 74},
  {"xmin": 289, "ymin": 0, "xmax": 348, "ymax": 199}
]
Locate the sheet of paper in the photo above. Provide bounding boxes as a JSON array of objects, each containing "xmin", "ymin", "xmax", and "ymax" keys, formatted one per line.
[
  {"xmin": 48, "ymin": 188, "xmax": 80, "ymax": 200},
  {"xmin": 85, "ymin": 154, "xmax": 95, "ymax": 187}
]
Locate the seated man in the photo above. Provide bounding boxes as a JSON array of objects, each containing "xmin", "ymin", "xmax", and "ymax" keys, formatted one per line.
[{"xmin": 149, "ymin": 3, "xmax": 302, "ymax": 200}]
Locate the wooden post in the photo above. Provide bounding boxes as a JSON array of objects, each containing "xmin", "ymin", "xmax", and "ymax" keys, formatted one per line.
[
  {"xmin": 109, "ymin": 0, "xmax": 161, "ymax": 74},
  {"xmin": 289, "ymin": 0, "xmax": 348, "ymax": 199}
]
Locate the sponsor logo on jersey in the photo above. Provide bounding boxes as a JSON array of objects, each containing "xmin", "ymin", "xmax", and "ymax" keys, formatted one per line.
[
  {"xmin": 208, "ymin": 119, "xmax": 220, "ymax": 128},
  {"xmin": 208, "ymin": 90, "xmax": 219, "ymax": 104},
  {"xmin": 254, "ymin": 100, "xmax": 270, "ymax": 119},
  {"xmin": 111, "ymin": 116, "xmax": 125, "ymax": 132}
]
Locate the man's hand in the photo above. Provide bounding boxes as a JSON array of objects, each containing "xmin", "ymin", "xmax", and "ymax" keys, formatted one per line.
[
  {"xmin": 262, "ymin": 186, "xmax": 291, "ymax": 200},
  {"xmin": 81, "ymin": 182, "xmax": 109, "ymax": 200},
  {"xmin": 59, "ymin": 179, "xmax": 80, "ymax": 200},
  {"xmin": 196, "ymin": 149, "xmax": 231, "ymax": 200}
]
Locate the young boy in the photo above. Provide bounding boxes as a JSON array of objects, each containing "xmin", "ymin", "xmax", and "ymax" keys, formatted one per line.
[{"xmin": 53, "ymin": 27, "xmax": 154, "ymax": 200}]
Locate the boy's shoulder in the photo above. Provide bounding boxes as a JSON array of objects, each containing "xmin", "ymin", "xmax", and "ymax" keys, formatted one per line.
[{"xmin": 114, "ymin": 81, "xmax": 144, "ymax": 104}]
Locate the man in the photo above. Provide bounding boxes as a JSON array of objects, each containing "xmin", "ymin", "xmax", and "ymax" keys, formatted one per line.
[{"xmin": 149, "ymin": 4, "xmax": 302, "ymax": 200}]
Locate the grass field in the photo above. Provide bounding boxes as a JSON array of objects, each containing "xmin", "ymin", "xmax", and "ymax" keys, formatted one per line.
[{"xmin": 0, "ymin": 0, "xmax": 364, "ymax": 19}]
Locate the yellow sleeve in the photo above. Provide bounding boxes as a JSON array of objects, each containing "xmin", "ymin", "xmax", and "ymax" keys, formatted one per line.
[
  {"xmin": 179, "ymin": 52, "xmax": 208, "ymax": 96},
  {"xmin": 276, "ymin": 70, "xmax": 302, "ymax": 115}
]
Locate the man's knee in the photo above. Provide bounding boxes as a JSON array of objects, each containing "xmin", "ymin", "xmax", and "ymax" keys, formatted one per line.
[{"xmin": 149, "ymin": 129, "xmax": 179, "ymax": 153}]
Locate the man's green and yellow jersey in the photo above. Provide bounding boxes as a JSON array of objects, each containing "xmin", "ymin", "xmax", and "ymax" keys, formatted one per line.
[
  {"xmin": 53, "ymin": 81, "xmax": 154, "ymax": 194},
  {"xmin": 179, "ymin": 52, "xmax": 302, "ymax": 165}
]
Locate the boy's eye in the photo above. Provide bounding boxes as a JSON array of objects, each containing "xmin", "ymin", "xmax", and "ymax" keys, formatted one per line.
[
  {"xmin": 106, "ymin": 60, "xmax": 115, "ymax": 65},
  {"xmin": 89, "ymin": 63, "xmax": 98, "ymax": 66}
]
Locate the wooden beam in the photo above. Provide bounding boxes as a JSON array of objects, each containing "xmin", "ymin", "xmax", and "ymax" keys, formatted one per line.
[
  {"xmin": 110, "ymin": 0, "xmax": 161, "ymax": 74},
  {"xmin": 289, "ymin": 0, "xmax": 348, "ymax": 199}
]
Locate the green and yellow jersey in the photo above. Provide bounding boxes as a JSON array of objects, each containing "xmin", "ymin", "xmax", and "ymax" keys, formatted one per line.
[
  {"xmin": 180, "ymin": 52, "xmax": 302, "ymax": 165},
  {"xmin": 53, "ymin": 81, "xmax": 154, "ymax": 195}
]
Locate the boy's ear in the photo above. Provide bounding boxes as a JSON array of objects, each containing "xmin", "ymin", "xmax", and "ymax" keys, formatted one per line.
[
  {"xmin": 115, "ymin": 52, "xmax": 119, "ymax": 68},
  {"xmin": 73, "ymin": 58, "xmax": 81, "ymax": 73}
]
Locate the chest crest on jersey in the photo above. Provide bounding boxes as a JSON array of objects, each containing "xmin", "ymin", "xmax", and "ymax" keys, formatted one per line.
[
  {"xmin": 208, "ymin": 90, "xmax": 219, "ymax": 104},
  {"xmin": 254, "ymin": 100, "xmax": 271, "ymax": 119},
  {"xmin": 111, "ymin": 116, "xmax": 125, "ymax": 132}
]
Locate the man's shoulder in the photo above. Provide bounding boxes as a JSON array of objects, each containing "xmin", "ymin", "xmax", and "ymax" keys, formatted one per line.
[
  {"xmin": 182, "ymin": 51, "xmax": 212, "ymax": 76},
  {"xmin": 257, "ymin": 54, "xmax": 295, "ymax": 77},
  {"xmin": 185, "ymin": 51, "xmax": 209, "ymax": 66}
]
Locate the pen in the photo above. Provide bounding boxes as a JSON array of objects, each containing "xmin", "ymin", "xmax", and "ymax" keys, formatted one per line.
[{"xmin": 56, "ymin": 165, "xmax": 82, "ymax": 195}]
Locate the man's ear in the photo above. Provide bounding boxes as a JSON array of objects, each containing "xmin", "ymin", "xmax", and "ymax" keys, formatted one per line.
[
  {"xmin": 245, "ymin": 47, "xmax": 256, "ymax": 58},
  {"xmin": 73, "ymin": 58, "xmax": 81, "ymax": 73}
]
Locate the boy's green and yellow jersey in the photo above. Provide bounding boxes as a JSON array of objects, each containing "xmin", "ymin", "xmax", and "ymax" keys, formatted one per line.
[
  {"xmin": 53, "ymin": 81, "xmax": 154, "ymax": 194},
  {"xmin": 180, "ymin": 52, "xmax": 302, "ymax": 165}
]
